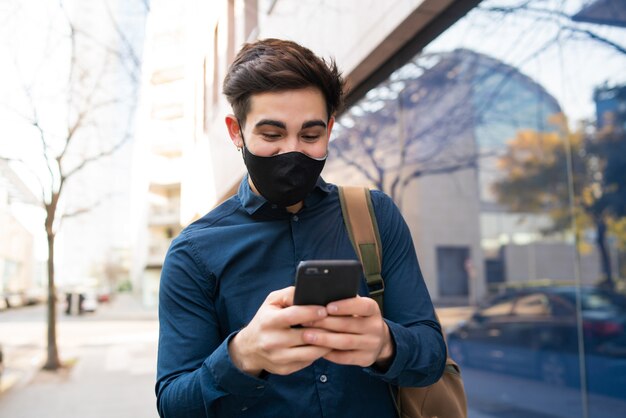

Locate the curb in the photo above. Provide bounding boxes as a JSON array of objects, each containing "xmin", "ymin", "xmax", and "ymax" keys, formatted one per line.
[{"xmin": 0, "ymin": 348, "xmax": 45, "ymax": 396}]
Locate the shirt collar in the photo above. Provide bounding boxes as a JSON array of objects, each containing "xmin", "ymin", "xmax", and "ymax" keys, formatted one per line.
[{"xmin": 238, "ymin": 174, "xmax": 331, "ymax": 215}]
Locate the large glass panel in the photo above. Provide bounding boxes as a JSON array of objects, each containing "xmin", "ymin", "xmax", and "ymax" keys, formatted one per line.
[{"xmin": 323, "ymin": 1, "xmax": 626, "ymax": 417}]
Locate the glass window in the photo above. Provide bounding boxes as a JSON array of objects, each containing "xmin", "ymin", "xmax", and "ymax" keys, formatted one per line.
[
  {"xmin": 513, "ymin": 293, "xmax": 550, "ymax": 316},
  {"xmin": 323, "ymin": 1, "xmax": 626, "ymax": 416},
  {"xmin": 481, "ymin": 299, "xmax": 515, "ymax": 318}
]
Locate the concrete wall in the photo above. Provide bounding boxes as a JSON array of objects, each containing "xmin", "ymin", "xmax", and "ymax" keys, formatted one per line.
[
  {"xmin": 503, "ymin": 242, "xmax": 604, "ymax": 285},
  {"xmin": 0, "ymin": 209, "xmax": 35, "ymax": 293}
]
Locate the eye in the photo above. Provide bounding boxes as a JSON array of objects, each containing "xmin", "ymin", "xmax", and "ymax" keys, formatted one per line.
[
  {"xmin": 301, "ymin": 133, "xmax": 322, "ymax": 142},
  {"xmin": 261, "ymin": 132, "xmax": 281, "ymax": 140}
]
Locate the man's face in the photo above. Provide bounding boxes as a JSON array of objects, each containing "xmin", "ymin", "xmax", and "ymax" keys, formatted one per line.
[{"xmin": 236, "ymin": 88, "xmax": 334, "ymax": 159}]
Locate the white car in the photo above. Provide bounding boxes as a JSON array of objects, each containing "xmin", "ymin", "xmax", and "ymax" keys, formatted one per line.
[{"xmin": 81, "ymin": 291, "xmax": 98, "ymax": 313}]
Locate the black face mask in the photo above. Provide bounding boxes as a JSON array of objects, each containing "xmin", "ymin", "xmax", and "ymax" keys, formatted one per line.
[{"xmin": 242, "ymin": 145, "xmax": 326, "ymax": 208}]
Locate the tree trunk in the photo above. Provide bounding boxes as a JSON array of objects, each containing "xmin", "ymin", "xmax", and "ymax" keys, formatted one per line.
[
  {"xmin": 596, "ymin": 217, "xmax": 614, "ymax": 290},
  {"xmin": 43, "ymin": 215, "xmax": 61, "ymax": 370}
]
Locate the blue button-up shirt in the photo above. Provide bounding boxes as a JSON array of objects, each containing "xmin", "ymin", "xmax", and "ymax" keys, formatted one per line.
[{"xmin": 156, "ymin": 176, "xmax": 445, "ymax": 417}]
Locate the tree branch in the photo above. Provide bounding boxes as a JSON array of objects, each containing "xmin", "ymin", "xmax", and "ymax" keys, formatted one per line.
[
  {"xmin": 104, "ymin": 0, "xmax": 141, "ymax": 74},
  {"xmin": 61, "ymin": 132, "xmax": 131, "ymax": 181},
  {"xmin": 481, "ymin": 3, "xmax": 626, "ymax": 55},
  {"xmin": 61, "ymin": 192, "xmax": 117, "ymax": 219},
  {"xmin": 402, "ymin": 158, "xmax": 479, "ymax": 189},
  {"xmin": 331, "ymin": 141, "xmax": 380, "ymax": 186}
]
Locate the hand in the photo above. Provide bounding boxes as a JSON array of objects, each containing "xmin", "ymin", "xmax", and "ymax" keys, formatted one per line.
[
  {"xmin": 301, "ymin": 296, "xmax": 395, "ymax": 369},
  {"xmin": 228, "ymin": 286, "xmax": 332, "ymax": 376}
]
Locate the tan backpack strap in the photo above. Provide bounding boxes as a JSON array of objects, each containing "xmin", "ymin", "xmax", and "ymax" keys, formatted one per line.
[{"xmin": 338, "ymin": 186, "xmax": 384, "ymax": 312}]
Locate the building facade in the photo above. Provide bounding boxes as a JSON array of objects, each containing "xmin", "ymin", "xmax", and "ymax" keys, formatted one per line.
[{"xmin": 0, "ymin": 161, "xmax": 40, "ymax": 307}]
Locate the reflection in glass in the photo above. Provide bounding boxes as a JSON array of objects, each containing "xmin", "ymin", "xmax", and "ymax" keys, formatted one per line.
[{"xmin": 323, "ymin": 1, "xmax": 626, "ymax": 416}]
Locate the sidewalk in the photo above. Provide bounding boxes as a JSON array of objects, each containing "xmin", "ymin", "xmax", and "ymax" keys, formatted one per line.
[
  {"xmin": 0, "ymin": 293, "xmax": 159, "ymax": 418},
  {"xmin": 0, "ymin": 295, "xmax": 478, "ymax": 418}
]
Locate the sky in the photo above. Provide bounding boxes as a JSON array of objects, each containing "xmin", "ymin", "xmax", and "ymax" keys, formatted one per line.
[{"xmin": 425, "ymin": 0, "xmax": 626, "ymax": 126}]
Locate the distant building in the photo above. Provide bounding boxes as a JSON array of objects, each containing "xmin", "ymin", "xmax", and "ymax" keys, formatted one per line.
[
  {"xmin": 0, "ymin": 160, "xmax": 39, "ymax": 303},
  {"xmin": 572, "ymin": 0, "xmax": 626, "ymax": 28},
  {"xmin": 131, "ymin": 0, "xmax": 215, "ymax": 306},
  {"xmin": 594, "ymin": 84, "xmax": 626, "ymax": 132}
]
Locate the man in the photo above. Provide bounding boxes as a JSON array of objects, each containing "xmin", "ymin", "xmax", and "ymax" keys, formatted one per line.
[{"xmin": 156, "ymin": 38, "xmax": 445, "ymax": 417}]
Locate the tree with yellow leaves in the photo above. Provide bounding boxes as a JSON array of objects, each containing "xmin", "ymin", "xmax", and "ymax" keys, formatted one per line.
[{"xmin": 493, "ymin": 113, "xmax": 626, "ymax": 289}]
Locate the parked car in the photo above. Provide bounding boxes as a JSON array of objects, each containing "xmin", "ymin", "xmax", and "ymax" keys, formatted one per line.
[
  {"xmin": 24, "ymin": 287, "xmax": 47, "ymax": 305},
  {"xmin": 64, "ymin": 289, "xmax": 98, "ymax": 315},
  {"xmin": 447, "ymin": 285, "xmax": 626, "ymax": 389},
  {"xmin": 4, "ymin": 292, "xmax": 25, "ymax": 309},
  {"xmin": 82, "ymin": 290, "xmax": 98, "ymax": 313}
]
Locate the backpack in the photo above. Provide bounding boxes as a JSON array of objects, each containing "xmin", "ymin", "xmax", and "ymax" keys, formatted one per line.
[{"xmin": 338, "ymin": 186, "xmax": 468, "ymax": 418}]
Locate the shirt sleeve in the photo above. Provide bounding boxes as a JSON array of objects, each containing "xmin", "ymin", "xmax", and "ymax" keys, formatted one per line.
[
  {"xmin": 155, "ymin": 232, "xmax": 268, "ymax": 417},
  {"xmin": 363, "ymin": 190, "xmax": 446, "ymax": 387}
]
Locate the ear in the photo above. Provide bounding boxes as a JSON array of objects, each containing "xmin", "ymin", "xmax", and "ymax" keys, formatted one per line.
[
  {"xmin": 225, "ymin": 114, "xmax": 243, "ymax": 148},
  {"xmin": 326, "ymin": 116, "xmax": 335, "ymax": 139}
]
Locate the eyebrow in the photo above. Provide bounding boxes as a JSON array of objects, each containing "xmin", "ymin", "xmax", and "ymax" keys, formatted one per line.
[
  {"xmin": 301, "ymin": 120, "xmax": 327, "ymax": 130},
  {"xmin": 255, "ymin": 119, "xmax": 286, "ymax": 129},
  {"xmin": 254, "ymin": 119, "xmax": 327, "ymax": 130}
]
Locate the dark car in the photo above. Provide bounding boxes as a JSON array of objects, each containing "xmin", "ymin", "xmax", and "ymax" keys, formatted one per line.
[{"xmin": 447, "ymin": 285, "xmax": 626, "ymax": 389}]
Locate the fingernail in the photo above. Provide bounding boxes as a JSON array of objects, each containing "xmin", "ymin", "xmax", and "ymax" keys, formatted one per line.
[{"xmin": 327, "ymin": 304, "xmax": 338, "ymax": 313}]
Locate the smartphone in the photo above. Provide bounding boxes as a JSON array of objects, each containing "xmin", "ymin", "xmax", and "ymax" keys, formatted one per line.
[{"xmin": 293, "ymin": 259, "xmax": 362, "ymax": 306}]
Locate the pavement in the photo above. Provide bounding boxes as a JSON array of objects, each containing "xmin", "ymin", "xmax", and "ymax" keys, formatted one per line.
[
  {"xmin": 0, "ymin": 293, "xmax": 159, "ymax": 418},
  {"xmin": 0, "ymin": 295, "xmax": 476, "ymax": 418}
]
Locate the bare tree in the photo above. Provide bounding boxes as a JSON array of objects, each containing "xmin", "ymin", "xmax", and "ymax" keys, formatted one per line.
[
  {"xmin": 329, "ymin": 49, "xmax": 547, "ymax": 207},
  {"xmin": 0, "ymin": 0, "xmax": 146, "ymax": 370}
]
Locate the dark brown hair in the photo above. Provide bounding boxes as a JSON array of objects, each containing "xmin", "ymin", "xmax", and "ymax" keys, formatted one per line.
[{"xmin": 223, "ymin": 38, "xmax": 345, "ymax": 126}]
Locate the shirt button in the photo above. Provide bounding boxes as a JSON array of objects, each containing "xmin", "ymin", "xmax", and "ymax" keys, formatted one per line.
[
  {"xmin": 241, "ymin": 406, "xmax": 248, "ymax": 411},
  {"xmin": 319, "ymin": 374, "xmax": 328, "ymax": 383},
  {"xmin": 292, "ymin": 215, "xmax": 299, "ymax": 222}
]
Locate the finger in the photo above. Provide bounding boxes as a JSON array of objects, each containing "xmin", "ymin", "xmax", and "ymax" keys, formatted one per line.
[
  {"xmin": 265, "ymin": 286, "xmax": 296, "ymax": 307},
  {"xmin": 305, "ymin": 316, "xmax": 366, "ymax": 334},
  {"xmin": 255, "ymin": 326, "xmax": 329, "ymax": 351},
  {"xmin": 263, "ymin": 345, "xmax": 332, "ymax": 373},
  {"xmin": 302, "ymin": 329, "xmax": 375, "ymax": 351},
  {"xmin": 272, "ymin": 345, "xmax": 332, "ymax": 364},
  {"xmin": 274, "ymin": 305, "xmax": 328, "ymax": 328},
  {"xmin": 327, "ymin": 296, "xmax": 379, "ymax": 317}
]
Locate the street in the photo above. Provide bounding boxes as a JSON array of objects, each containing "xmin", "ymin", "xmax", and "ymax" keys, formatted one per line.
[
  {"xmin": 0, "ymin": 294, "xmax": 159, "ymax": 418},
  {"xmin": 6, "ymin": 298, "xmax": 621, "ymax": 418},
  {"xmin": 0, "ymin": 300, "xmax": 478, "ymax": 418}
]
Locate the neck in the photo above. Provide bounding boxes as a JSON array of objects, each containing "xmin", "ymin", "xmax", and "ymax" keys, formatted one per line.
[{"xmin": 286, "ymin": 202, "xmax": 303, "ymax": 213}]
